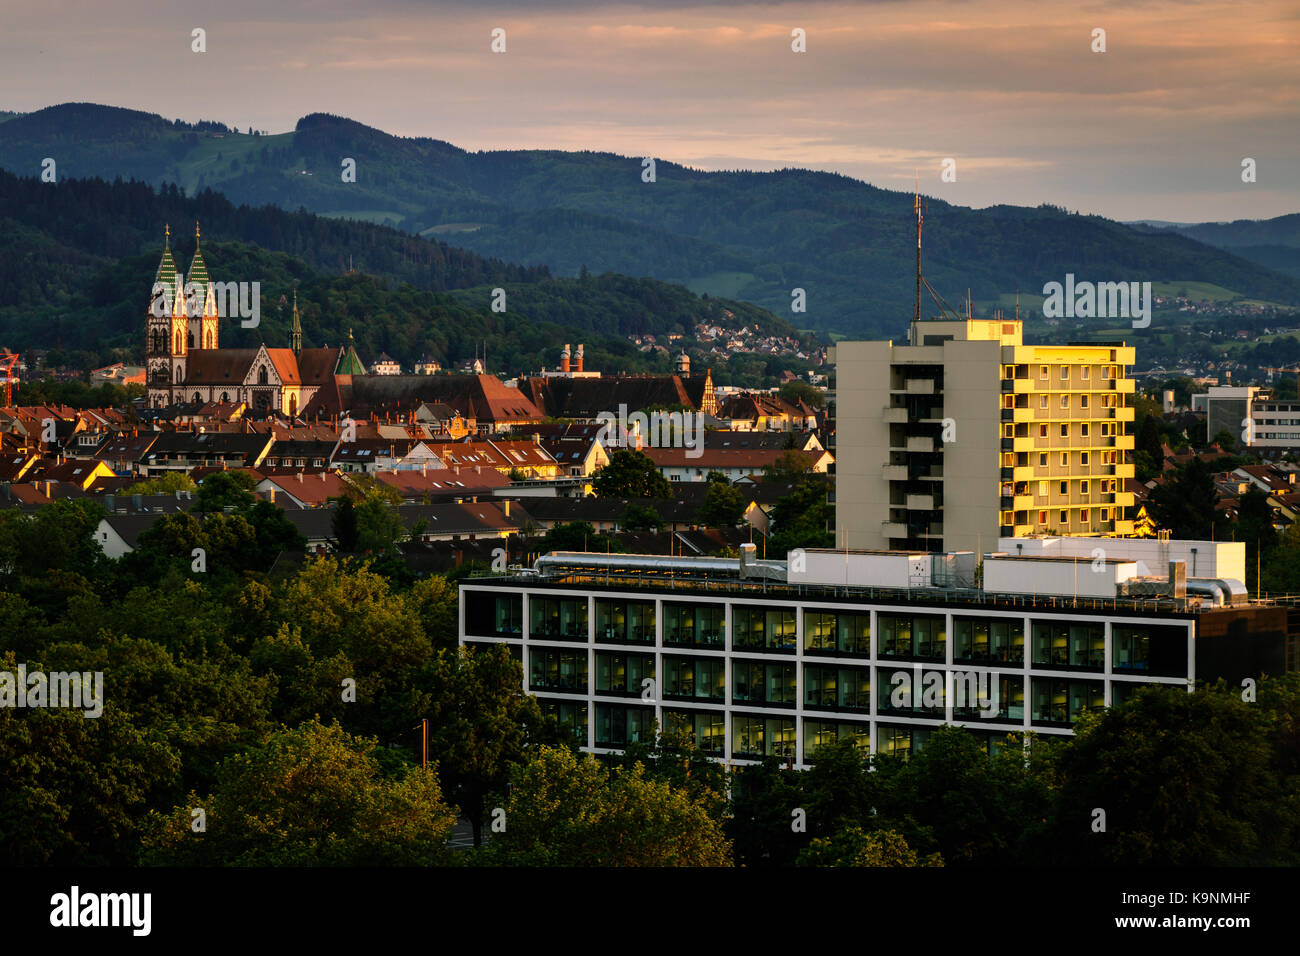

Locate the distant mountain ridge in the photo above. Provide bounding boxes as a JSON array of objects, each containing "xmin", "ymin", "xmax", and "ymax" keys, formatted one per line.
[{"xmin": 2, "ymin": 102, "xmax": 1299, "ymax": 336}]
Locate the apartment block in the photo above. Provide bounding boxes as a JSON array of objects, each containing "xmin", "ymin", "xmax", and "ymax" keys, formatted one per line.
[{"xmin": 832, "ymin": 317, "xmax": 1135, "ymax": 554}]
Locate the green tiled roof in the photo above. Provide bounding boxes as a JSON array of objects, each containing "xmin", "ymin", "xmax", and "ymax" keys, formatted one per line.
[
  {"xmin": 153, "ymin": 225, "xmax": 177, "ymax": 305},
  {"xmin": 188, "ymin": 222, "xmax": 209, "ymax": 298},
  {"xmin": 336, "ymin": 329, "xmax": 366, "ymax": 375}
]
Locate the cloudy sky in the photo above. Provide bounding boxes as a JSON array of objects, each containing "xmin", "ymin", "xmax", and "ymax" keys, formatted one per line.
[{"xmin": 2, "ymin": 0, "xmax": 1295, "ymax": 222}]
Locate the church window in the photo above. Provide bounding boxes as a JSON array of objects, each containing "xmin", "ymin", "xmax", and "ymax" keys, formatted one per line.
[{"xmin": 258, "ymin": 365, "xmax": 269, "ymax": 385}]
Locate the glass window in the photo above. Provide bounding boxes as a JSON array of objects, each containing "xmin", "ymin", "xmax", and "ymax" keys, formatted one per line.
[
  {"xmin": 664, "ymin": 654, "xmax": 725, "ymax": 701},
  {"xmin": 539, "ymin": 699, "xmax": 587, "ymax": 745},
  {"xmin": 1032, "ymin": 621, "xmax": 1104, "ymax": 669},
  {"xmin": 1031, "ymin": 678, "xmax": 1104, "ymax": 725},
  {"xmin": 732, "ymin": 660, "xmax": 795, "ymax": 706},
  {"xmin": 804, "ymin": 610, "xmax": 870, "ymax": 656},
  {"xmin": 529, "ymin": 648, "xmax": 588, "ymax": 693},
  {"xmin": 732, "ymin": 606, "xmax": 796, "ymax": 652},
  {"xmin": 664, "ymin": 602, "xmax": 725, "ymax": 648},
  {"xmin": 802, "ymin": 719, "xmax": 869, "ymax": 762},
  {"xmin": 594, "ymin": 652, "xmax": 655, "ymax": 696},
  {"xmin": 804, "ymin": 664, "xmax": 870, "ymax": 712},
  {"xmin": 529, "ymin": 595, "xmax": 588, "ymax": 641},
  {"xmin": 595, "ymin": 703, "xmax": 654, "ymax": 747},
  {"xmin": 595, "ymin": 599, "xmax": 655, "ymax": 644},
  {"xmin": 877, "ymin": 665, "xmax": 945, "ymax": 716},
  {"xmin": 877, "ymin": 613, "xmax": 944, "ymax": 660},
  {"xmin": 1112, "ymin": 624, "xmax": 1188, "ymax": 677},
  {"xmin": 952, "ymin": 673, "xmax": 1023, "ymax": 721},
  {"xmin": 664, "ymin": 709, "xmax": 725, "ymax": 756},
  {"xmin": 465, "ymin": 590, "xmax": 522, "ymax": 637},
  {"xmin": 953, "ymin": 616, "xmax": 1024, "ymax": 663}
]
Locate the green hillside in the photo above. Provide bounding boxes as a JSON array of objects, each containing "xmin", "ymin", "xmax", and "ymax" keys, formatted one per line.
[
  {"xmin": 3, "ymin": 103, "xmax": 1297, "ymax": 338},
  {"xmin": 0, "ymin": 169, "xmax": 811, "ymax": 385}
]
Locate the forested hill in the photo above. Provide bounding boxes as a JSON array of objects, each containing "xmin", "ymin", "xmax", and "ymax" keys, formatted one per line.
[
  {"xmin": 0, "ymin": 170, "xmax": 809, "ymax": 384},
  {"xmin": 2, "ymin": 103, "xmax": 1298, "ymax": 337}
]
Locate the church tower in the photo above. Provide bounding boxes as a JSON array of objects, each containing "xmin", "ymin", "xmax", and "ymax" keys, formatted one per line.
[
  {"xmin": 146, "ymin": 224, "xmax": 189, "ymax": 406},
  {"xmin": 188, "ymin": 223, "xmax": 219, "ymax": 351},
  {"xmin": 291, "ymin": 288, "xmax": 302, "ymax": 355}
]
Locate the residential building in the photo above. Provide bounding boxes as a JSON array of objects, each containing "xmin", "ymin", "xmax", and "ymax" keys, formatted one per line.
[{"xmin": 832, "ymin": 317, "xmax": 1136, "ymax": 554}]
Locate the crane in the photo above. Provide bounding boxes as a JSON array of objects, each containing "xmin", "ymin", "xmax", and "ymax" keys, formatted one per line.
[{"xmin": 0, "ymin": 349, "xmax": 18, "ymax": 407}]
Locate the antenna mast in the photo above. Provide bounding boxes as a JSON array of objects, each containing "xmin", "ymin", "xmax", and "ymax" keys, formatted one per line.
[{"xmin": 914, "ymin": 170, "xmax": 923, "ymax": 325}]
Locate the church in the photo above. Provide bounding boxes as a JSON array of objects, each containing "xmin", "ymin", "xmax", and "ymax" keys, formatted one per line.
[{"xmin": 145, "ymin": 225, "xmax": 362, "ymax": 414}]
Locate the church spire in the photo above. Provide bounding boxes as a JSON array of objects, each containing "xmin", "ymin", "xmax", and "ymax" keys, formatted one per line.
[
  {"xmin": 188, "ymin": 220, "xmax": 209, "ymax": 304},
  {"xmin": 152, "ymin": 223, "xmax": 177, "ymax": 307},
  {"xmin": 291, "ymin": 288, "xmax": 302, "ymax": 355}
]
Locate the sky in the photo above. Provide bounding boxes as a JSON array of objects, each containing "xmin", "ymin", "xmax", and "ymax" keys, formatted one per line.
[{"xmin": 1, "ymin": 0, "xmax": 1296, "ymax": 222}]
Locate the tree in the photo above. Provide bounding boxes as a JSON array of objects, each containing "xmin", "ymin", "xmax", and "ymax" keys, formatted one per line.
[
  {"xmin": 141, "ymin": 719, "xmax": 457, "ymax": 866},
  {"xmin": 1046, "ymin": 684, "xmax": 1294, "ymax": 865},
  {"xmin": 696, "ymin": 480, "xmax": 747, "ymax": 527},
  {"xmin": 424, "ymin": 643, "xmax": 547, "ymax": 847},
  {"xmin": 123, "ymin": 472, "xmax": 197, "ymax": 495},
  {"xmin": 593, "ymin": 449, "xmax": 672, "ymax": 498},
  {"xmin": 778, "ymin": 379, "xmax": 825, "ymax": 409},
  {"xmin": 798, "ymin": 827, "xmax": 943, "ymax": 867},
  {"xmin": 331, "ymin": 496, "xmax": 359, "ymax": 552},
  {"xmin": 488, "ymin": 746, "xmax": 732, "ymax": 866},
  {"xmin": 540, "ymin": 520, "xmax": 622, "ymax": 553},
  {"xmin": 1147, "ymin": 457, "xmax": 1230, "ymax": 540},
  {"xmin": 768, "ymin": 477, "xmax": 834, "ymax": 553},
  {"xmin": 1235, "ymin": 487, "xmax": 1276, "ymax": 591},
  {"xmin": 762, "ymin": 449, "xmax": 814, "ymax": 481},
  {"xmin": 192, "ymin": 470, "xmax": 258, "ymax": 514},
  {"xmin": 620, "ymin": 502, "xmax": 664, "ymax": 531}
]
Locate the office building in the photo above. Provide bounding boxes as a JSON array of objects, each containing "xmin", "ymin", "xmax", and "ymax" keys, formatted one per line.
[{"xmin": 459, "ymin": 539, "xmax": 1294, "ymax": 766}]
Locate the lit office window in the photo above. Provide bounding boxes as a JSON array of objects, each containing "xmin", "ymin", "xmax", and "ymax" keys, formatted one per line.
[
  {"xmin": 1031, "ymin": 621, "xmax": 1104, "ymax": 670},
  {"xmin": 876, "ymin": 612, "xmax": 944, "ymax": 660},
  {"xmin": 804, "ymin": 610, "xmax": 871, "ymax": 656},
  {"xmin": 953, "ymin": 617, "xmax": 1024, "ymax": 663},
  {"xmin": 595, "ymin": 703, "xmax": 654, "ymax": 747},
  {"xmin": 663, "ymin": 654, "xmax": 726, "ymax": 701},
  {"xmin": 529, "ymin": 647, "xmax": 588, "ymax": 694},
  {"xmin": 594, "ymin": 652, "xmax": 655, "ymax": 696},
  {"xmin": 664, "ymin": 602, "xmax": 725, "ymax": 648},
  {"xmin": 595, "ymin": 599, "xmax": 655, "ymax": 644},
  {"xmin": 1031, "ymin": 678, "xmax": 1104, "ymax": 725},
  {"xmin": 530, "ymin": 596, "xmax": 588, "ymax": 641},
  {"xmin": 804, "ymin": 664, "xmax": 870, "ymax": 711},
  {"xmin": 803, "ymin": 719, "xmax": 869, "ymax": 762},
  {"xmin": 733, "ymin": 606, "xmax": 797, "ymax": 652}
]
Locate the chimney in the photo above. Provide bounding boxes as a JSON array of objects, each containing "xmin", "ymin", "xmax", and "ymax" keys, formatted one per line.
[
  {"xmin": 297, "ymin": 471, "xmax": 303, "ymax": 483},
  {"xmin": 561, "ymin": 344, "xmax": 570, "ymax": 374},
  {"xmin": 268, "ymin": 487, "xmax": 276, "ymax": 503},
  {"xmin": 575, "ymin": 344, "xmax": 584, "ymax": 373},
  {"xmin": 421, "ymin": 461, "xmax": 427, "ymax": 477},
  {"xmin": 504, "ymin": 499, "xmax": 511, "ymax": 518}
]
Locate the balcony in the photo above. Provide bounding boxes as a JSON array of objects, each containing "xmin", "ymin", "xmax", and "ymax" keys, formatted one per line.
[
  {"xmin": 905, "ymin": 493, "xmax": 934, "ymax": 511},
  {"xmin": 882, "ymin": 521, "xmax": 909, "ymax": 538},
  {"xmin": 906, "ymin": 436, "xmax": 935, "ymax": 453},
  {"xmin": 1110, "ymin": 379, "xmax": 1136, "ymax": 393},
  {"xmin": 882, "ymin": 464, "xmax": 909, "ymax": 482},
  {"xmin": 883, "ymin": 406, "xmax": 909, "ymax": 424},
  {"xmin": 903, "ymin": 379, "xmax": 935, "ymax": 395},
  {"xmin": 1000, "ymin": 494, "xmax": 1035, "ymax": 510}
]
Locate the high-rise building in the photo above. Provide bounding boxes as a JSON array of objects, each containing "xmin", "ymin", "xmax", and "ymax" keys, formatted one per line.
[{"xmin": 831, "ymin": 317, "xmax": 1136, "ymax": 554}]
